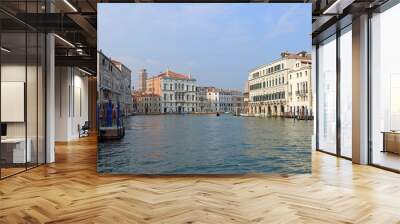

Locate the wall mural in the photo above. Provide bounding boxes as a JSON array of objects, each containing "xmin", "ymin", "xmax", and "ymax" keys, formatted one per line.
[{"xmin": 97, "ymin": 3, "xmax": 313, "ymax": 174}]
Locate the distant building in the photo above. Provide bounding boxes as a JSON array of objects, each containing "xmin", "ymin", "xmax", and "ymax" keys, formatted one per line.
[
  {"xmin": 287, "ymin": 60, "xmax": 312, "ymax": 119},
  {"xmin": 232, "ymin": 94, "xmax": 244, "ymax": 115},
  {"xmin": 146, "ymin": 69, "xmax": 197, "ymax": 113},
  {"xmin": 196, "ymin": 86, "xmax": 212, "ymax": 112},
  {"xmin": 98, "ymin": 51, "xmax": 132, "ymax": 116},
  {"xmin": 112, "ymin": 60, "xmax": 133, "ymax": 114},
  {"xmin": 207, "ymin": 87, "xmax": 243, "ymax": 114},
  {"xmin": 133, "ymin": 91, "xmax": 161, "ymax": 114},
  {"xmin": 138, "ymin": 69, "xmax": 147, "ymax": 92},
  {"xmin": 248, "ymin": 51, "xmax": 312, "ymax": 118},
  {"xmin": 243, "ymin": 81, "xmax": 250, "ymax": 115}
]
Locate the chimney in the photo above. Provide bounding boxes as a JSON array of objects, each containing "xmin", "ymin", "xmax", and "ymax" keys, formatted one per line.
[
  {"xmin": 281, "ymin": 51, "xmax": 289, "ymax": 58},
  {"xmin": 297, "ymin": 51, "xmax": 307, "ymax": 57}
]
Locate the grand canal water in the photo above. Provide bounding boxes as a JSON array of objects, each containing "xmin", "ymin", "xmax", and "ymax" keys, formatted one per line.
[{"xmin": 98, "ymin": 115, "xmax": 313, "ymax": 174}]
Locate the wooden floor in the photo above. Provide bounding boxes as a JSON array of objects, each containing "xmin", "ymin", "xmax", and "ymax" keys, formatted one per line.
[
  {"xmin": 1, "ymin": 167, "xmax": 26, "ymax": 178},
  {"xmin": 373, "ymin": 151, "xmax": 400, "ymax": 171},
  {"xmin": 1, "ymin": 136, "xmax": 400, "ymax": 224}
]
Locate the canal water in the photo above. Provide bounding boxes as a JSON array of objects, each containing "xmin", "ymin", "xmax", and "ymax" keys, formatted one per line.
[{"xmin": 98, "ymin": 115, "xmax": 313, "ymax": 174}]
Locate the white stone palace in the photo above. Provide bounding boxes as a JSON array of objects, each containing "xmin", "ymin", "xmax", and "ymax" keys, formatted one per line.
[
  {"xmin": 146, "ymin": 69, "xmax": 197, "ymax": 113},
  {"xmin": 247, "ymin": 51, "xmax": 312, "ymax": 119}
]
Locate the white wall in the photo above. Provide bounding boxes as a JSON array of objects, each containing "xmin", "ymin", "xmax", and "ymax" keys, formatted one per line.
[
  {"xmin": 71, "ymin": 72, "xmax": 89, "ymax": 138},
  {"xmin": 55, "ymin": 67, "xmax": 89, "ymax": 141},
  {"xmin": 1, "ymin": 64, "xmax": 26, "ymax": 81},
  {"xmin": 55, "ymin": 67, "xmax": 69, "ymax": 141}
]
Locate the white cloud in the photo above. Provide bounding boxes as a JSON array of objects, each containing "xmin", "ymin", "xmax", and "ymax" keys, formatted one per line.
[{"xmin": 264, "ymin": 5, "xmax": 308, "ymax": 40}]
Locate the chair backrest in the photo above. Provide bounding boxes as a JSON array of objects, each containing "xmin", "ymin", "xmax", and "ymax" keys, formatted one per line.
[{"xmin": 82, "ymin": 121, "xmax": 90, "ymax": 129}]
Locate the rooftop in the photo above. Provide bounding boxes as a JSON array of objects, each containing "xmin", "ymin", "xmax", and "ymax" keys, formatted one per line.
[
  {"xmin": 111, "ymin": 60, "xmax": 131, "ymax": 73},
  {"xmin": 207, "ymin": 87, "xmax": 242, "ymax": 94},
  {"xmin": 98, "ymin": 50, "xmax": 132, "ymax": 74},
  {"xmin": 249, "ymin": 51, "xmax": 311, "ymax": 73},
  {"xmin": 151, "ymin": 69, "xmax": 196, "ymax": 81},
  {"xmin": 133, "ymin": 90, "xmax": 160, "ymax": 97}
]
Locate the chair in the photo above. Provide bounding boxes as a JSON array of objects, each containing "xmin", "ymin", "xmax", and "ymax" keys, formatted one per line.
[{"xmin": 79, "ymin": 121, "xmax": 90, "ymax": 138}]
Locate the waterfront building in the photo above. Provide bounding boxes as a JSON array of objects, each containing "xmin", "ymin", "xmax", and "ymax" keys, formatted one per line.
[
  {"xmin": 207, "ymin": 88, "xmax": 222, "ymax": 112},
  {"xmin": 248, "ymin": 51, "xmax": 311, "ymax": 117},
  {"xmin": 243, "ymin": 81, "xmax": 250, "ymax": 115},
  {"xmin": 133, "ymin": 91, "xmax": 161, "ymax": 114},
  {"xmin": 138, "ymin": 69, "xmax": 147, "ymax": 92},
  {"xmin": 196, "ymin": 86, "xmax": 212, "ymax": 113},
  {"xmin": 287, "ymin": 60, "xmax": 313, "ymax": 119},
  {"xmin": 207, "ymin": 88, "xmax": 243, "ymax": 114},
  {"xmin": 232, "ymin": 94, "xmax": 244, "ymax": 115},
  {"xmin": 146, "ymin": 69, "xmax": 197, "ymax": 113},
  {"xmin": 98, "ymin": 51, "xmax": 133, "ymax": 116},
  {"xmin": 112, "ymin": 60, "xmax": 133, "ymax": 115}
]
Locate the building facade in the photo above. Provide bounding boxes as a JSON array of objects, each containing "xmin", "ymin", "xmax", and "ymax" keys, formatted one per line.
[
  {"xmin": 287, "ymin": 61, "xmax": 312, "ymax": 119},
  {"xmin": 112, "ymin": 60, "xmax": 133, "ymax": 115},
  {"xmin": 247, "ymin": 51, "xmax": 312, "ymax": 118},
  {"xmin": 232, "ymin": 94, "xmax": 245, "ymax": 115},
  {"xmin": 207, "ymin": 88, "xmax": 243, "ymax": 114},
  {"xmin": 146, "ymin": 70, "xmax": 197, "ymax": 113},
  {"xmin": 196, "ymin": 86, "xmax": 211, "ymax": 113},
  {"xmin": 98, "ymin": 51, "xmax": 132, "ymax": 117},
  {"xmin": 243, "ymin": 81, "xmax": 250, "ymax": 115},
  {"xmin": 133, "ymin": 91, "xmax": 161, "ymax": 114}
]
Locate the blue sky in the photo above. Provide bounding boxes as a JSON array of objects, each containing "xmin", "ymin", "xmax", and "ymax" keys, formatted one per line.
[{"xmin": 98, "ymin": 3, "xmax": 311, "ymax": 90}]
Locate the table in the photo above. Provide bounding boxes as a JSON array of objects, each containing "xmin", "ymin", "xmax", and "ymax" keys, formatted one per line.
[
  {"xmin": 381, "ymin": 131, "xmax": 400, "ymax": 154},
  {"xmin": 1, "ymin": 138, "xmax": 31, "ymax": 163}
]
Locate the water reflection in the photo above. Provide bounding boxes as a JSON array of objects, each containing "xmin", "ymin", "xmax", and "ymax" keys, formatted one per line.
[{"xmin": 98, "ymin": 115, "xmax": 312, "ymax": 174}]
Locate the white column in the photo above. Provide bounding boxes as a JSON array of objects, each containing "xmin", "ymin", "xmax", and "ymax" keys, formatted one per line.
[
  {"xmin": 352, "ymin": 14, "xmax": 369, "ymax": 164},
  {"xmin": 46, "ymin": 33, "xmax": 55, "ymax": 163}
]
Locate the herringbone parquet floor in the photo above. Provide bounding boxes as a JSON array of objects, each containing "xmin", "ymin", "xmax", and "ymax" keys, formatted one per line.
[{"xmin": 1, "ymin": 136, "xmax": 400, "ymax": 224}]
